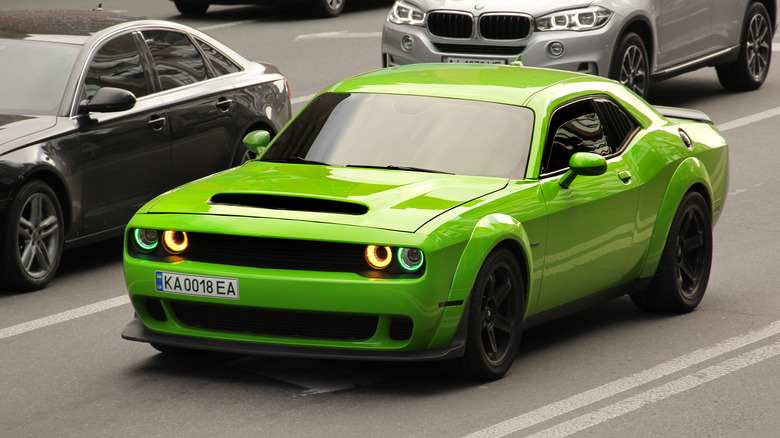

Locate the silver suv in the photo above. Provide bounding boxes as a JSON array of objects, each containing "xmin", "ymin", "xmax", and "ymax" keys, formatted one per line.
[{"xmin": 381, "ymin": 0, "xmax": 777, "ymax": 97}]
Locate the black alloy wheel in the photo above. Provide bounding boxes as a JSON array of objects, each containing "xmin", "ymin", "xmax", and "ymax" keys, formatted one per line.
[
  {"xmin": 631, "ymin": 191, "xmax": 712, "ymax": 313},
  {"xmin": 447, "ymin": 248, "xmax": 523, "ymax": 380},
  {"xmin": 0, "ymin": 180, "xmax": 64, "ymax": 292},
  {"xmin": 716, "ymin": 2, "xmax": 772, "ymax": 91},
  {"xmin": 611, "ymin": 32, "xmax": 650, "ymax": 98}
]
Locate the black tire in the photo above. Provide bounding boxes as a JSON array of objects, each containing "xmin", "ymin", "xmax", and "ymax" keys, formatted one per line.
[
  {"xmin": 310, "ymin": 0, "xmax": 345, "ymax": 18},
  {"xmin": 0, "ymin": 180, "xmax": 64, "ymax": 292},
  {"xmin": 631, "ymin": 191, "xmax": 712, "ymax": 313},
  {"xmin": 174, "ymin": 1, "xmax": 209, "ymax": 16},
  {"xmin": 610, "ymin": 32, "xmax": 650, "ymax": 98},
  {"xmin": 716, "ymin": 2, "xmax": 772, "ymax": 91},
  {"xmin": 446, "ymin": 248, "xmax": 523, "ymax": 380}
]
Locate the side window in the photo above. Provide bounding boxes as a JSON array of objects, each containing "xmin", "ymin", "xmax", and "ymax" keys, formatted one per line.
[
  {"xmin": 593, "ymin": 99, "xmax": 638, "ymax": 151},
  {"xmin": 196, "ymin": 38, "xmax": 241, "ymax": 76},
  {"xmin": 144, "ymin": 30, "xmax": 207, "ymax": 91},
  {"xmin": 541, "ymin": 100, "xmax": 610, "ymax": 175},
  {"xmin": 84, "ymin": 33, "xmax": 149, "ymax": 101}
]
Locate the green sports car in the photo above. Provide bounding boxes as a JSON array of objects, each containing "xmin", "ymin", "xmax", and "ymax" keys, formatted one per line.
[{"xmin": 121, "ymin": 63, "xmax": 728, "ymax": 380}]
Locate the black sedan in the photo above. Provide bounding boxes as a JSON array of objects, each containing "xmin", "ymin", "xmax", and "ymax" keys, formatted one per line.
[{"xmin": 0, "ymin": 10, "xmax": 291, "ymax": 291}]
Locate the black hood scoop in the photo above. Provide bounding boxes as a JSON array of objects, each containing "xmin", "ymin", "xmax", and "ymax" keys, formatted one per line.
[{"xmin": 209, "ymin": 193, "xmax": 369, "ymax": 215}]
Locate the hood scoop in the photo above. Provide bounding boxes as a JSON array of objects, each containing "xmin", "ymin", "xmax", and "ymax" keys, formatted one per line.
[{"xmin": 209, "ymin": 193, "xmax": 369, "ymax": 215}]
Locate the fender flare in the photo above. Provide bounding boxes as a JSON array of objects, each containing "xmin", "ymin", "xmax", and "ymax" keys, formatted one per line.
[{"xmin": 639, "ymin": 157, "xmax": 713, "ymax": 278}]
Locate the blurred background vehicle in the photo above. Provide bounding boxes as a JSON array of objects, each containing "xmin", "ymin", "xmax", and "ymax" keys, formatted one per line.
[
  {"xmin": 381, "ymin": 0, "xmax": 777, "ymax": 98},
  {"xmin": 0, "ymin": 9, "xmax": 291, "ymax": 291},
  {"xmin": 170, "ymin": 0, "xmax": 348, "ymax": 18}
]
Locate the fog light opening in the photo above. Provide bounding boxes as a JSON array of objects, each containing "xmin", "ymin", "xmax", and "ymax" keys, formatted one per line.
[
  {"xmin": 547, "ymin": 41, "xmax": 565, "ymax": 58},
  {"xmin": 401, "ymin": 35, "xmax": 414, "ymax": 52}
]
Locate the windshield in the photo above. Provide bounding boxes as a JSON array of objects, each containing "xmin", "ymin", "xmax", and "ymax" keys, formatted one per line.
[
  {"xmin": 0, "ymin": 40, "xmax": 80, "ymax": 115},
  {"xmin": 262, "ymin": 93, "xmax": 534, "ymax": 179}
]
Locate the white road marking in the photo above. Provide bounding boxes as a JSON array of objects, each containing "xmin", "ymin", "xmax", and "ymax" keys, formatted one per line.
[
  {"xmin": 716, "ymin": 106, "xmax": 780, "ymax": 132},
  {"xmin": 463, "ymin": 319, "xmax": 780, "ymax": 438},
  {"xmin": 291, "ymin": 93, "xmax": 316, "ymax": 105},
  {"xmin": 294, "ymin": 31, "xmax": 381, "ymax": 41},
  {"xmin": 199, "ymin": 20, "xmax": 261, "ymax": 31},
  {"xmin": 0, "ymin": 295, "xmax": 130, "ymax": 340}
]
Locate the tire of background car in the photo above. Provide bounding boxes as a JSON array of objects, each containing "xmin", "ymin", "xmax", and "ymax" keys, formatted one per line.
[
  {"xmin": 445, "ymin": 248, "xmax": 524, "ymax": 381},
  {"xmin": 609, "ymin": 32, "xmax": 650, "ymax": 99},
  {"xmin": 716, "ymin": 2, "xmax": 772, "ymax": 91},
  {"xmin": 630, "ymin": 191, "xmax": 712, "ymax": 313},
  {"xmin": 309, "ymin": 0, "xmax": 345, "ymax": 18},
  {"xmin": 174, "ymin": 0, "xmax": 209, "ymax": 16},
  {"xmin": 0, "ymin": 180, "xmax": 64, "ymax": 292}
]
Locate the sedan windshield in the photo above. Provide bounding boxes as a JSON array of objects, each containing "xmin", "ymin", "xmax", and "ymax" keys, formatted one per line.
[
  {"xmin": 262, "ymin": 93, "xmax": 534, "ymax": 179},
  {"xmin": 0, "ymin": 40, "xmax": 80, "ymax": 115}
]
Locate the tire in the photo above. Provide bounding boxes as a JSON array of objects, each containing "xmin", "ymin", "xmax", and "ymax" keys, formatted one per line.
[
  {"xmin": 0, "ymin": 180, "xmax": 64, "ymax": 292},
  {"xmin": 631, "ymin": 191, "xmax": 712, "ymax": 313},
  {"xmin": 610, "ymin": 32, "xmax": 650, "ymax": 98},
  {"xmin": 310, "ymin": 0, "xmax": 345, "ymax": 18},
  {"xmin": 716, "ymin": 2, "xmax": 772, "ymax": 91},
  {"xmin": 174, "ymin": 1, "xmax": 209, "ymax": 16},
  {"xmin": 446, "ymin": 248, "xmax": 524, "ymax": 380}
]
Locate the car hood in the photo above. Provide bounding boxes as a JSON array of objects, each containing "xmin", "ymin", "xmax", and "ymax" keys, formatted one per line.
[
  {"xmin": 415, "ymin": 0, "xmax": 582, "ymax": 15},
  {"xmin": 0, "ymin": 115, "xmax": 57, "ymax": 149},
  {"xmin": 145, "ymin": 162, "xmax": 508, "ymax": 232}
]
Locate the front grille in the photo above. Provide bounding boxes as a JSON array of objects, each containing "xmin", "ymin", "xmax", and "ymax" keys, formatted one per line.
[
  {"xmin": 185, "ymin": 233, "xmax": 367, "ymax": 272},
  {"xmin": 433, "ymin": 43, "xmax": 525, "ymax": 56},
  {"xmin": 171, "ymin": 301, "xmax": 378, "ymax": 340},
  {"xmin": 479, "ymin": 14, "xmax": 532, "ymax": 40},
  {"xmin": 427, "ymin": 12, "xmax": 474, "ymax": 38}
]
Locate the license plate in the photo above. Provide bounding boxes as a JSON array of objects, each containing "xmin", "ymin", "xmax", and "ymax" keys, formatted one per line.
[
  {"xmin": 443, "ymin": 56, "xmax": 507, "ymax": 64},
  {"xmin": 155, "ymin": 271, "xmax": 239, "ymax": 299}
]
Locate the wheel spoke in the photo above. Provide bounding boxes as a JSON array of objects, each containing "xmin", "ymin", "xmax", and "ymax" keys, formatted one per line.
[
  {"xmin": 485, "ymin": 326, "xmax": 498, "ymax": 355},
  {"xmin": 678, "ymin": 258, "xmax": 697, "ymax": 285},
  {"xmin": 17, "ymin": 218, "xmax": 33, "ymax": 239},
  {"xmin": 494, "ymin": 314, "xmax": 512, "ymax": 335},
  {"xmin": 681, "ymin": 234, "xmax": 703, "ymax": 254},
  {"xmin": 493, "ymin": 277, "xmax": 511, "ymax": 306},
  {"xmin": 39, "ymin": 215, "xmax": 59, "ymax": 238},
  {"xmin": 20, "ymin": 241, "xmax": 35, "ymax": 270},
  {"xmin": 34, "ymin": 241, "xmax": 53, "ymax": 271}
]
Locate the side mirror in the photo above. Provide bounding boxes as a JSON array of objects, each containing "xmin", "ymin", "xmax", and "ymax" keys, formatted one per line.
[
  {"xmin": 558, "ymin": 152, "xmax": 607, "ymax": 188},
  {"xmin": 242, "ymin": 130, "xmax": 271, "ymax": 158},
  {"xmin": 79, "ymin": 87, "xmax": 136, "ymax": 114}
]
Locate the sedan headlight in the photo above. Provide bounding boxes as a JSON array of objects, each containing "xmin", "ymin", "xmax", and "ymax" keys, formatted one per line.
[
  {"xmin": 536, "ymin": 6, "xmax": 612, "ymax": 31},
  {"xmin": 388, "ymin": 0, "xmax": 426, "ymax": 26}
]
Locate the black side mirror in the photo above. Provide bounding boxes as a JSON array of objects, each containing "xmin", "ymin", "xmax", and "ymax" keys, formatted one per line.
[{"xmin": 79, "ymin": 87, "xmax": 136, "ymax": 114}]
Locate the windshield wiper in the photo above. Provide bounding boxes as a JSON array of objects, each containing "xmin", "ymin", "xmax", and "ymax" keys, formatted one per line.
[
  {"xmin": 263, "ymin": 156, "xmax": 331, "ymax": 166},
  {"xmin": 346, "ymin": 164, "xmax": 453, "ymax": 174}
]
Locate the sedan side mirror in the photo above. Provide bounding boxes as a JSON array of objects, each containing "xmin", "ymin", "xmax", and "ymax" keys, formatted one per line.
[
  {"xmin": 242, "ymin": 130, "xmax": 271, "ymax": 158},
  {"xmin": 79, "ymin": 87, "xmax": 136, "ymax": 114},
  {"xmin": 558, "ymin": 152, "xmax": 607, "ymax": 188}
]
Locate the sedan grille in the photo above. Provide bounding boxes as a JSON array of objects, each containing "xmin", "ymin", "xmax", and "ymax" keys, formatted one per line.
[
  {"xmin": 171, "ymin": 301, "xmax": 379, "ymax": 340},
  {"xmin": 479, "ymin": 14, "xmax": 532, "ymax": 40},
  {"xmin": 427, "ymin": 12, "xmax": 474, "ymax": 38}
]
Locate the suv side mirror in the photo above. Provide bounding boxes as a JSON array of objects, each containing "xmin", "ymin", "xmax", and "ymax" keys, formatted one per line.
[
  {"xmin": 242, "ymin": 130, "xmax": 271, "ymax": 158},
  {"xmin": 558, "ymin": 152, "xmax": 607, "ymax": 188},
  {"xmin": 79, "ymin": 87, "xmax": 136, "ymax": 114}
]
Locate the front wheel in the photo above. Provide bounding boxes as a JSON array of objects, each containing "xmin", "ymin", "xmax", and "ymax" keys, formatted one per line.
[
  {"xmin": 0, "ymin": 180, "xmax": 64, "ymax": 292},
  {"xmin": 446, "ymin": 248, "xmax": 523, "ymax": 380},
  {"xmin": 310, "ymin": 0, "xmax": 345, "ymax": 17},
  {"xmin": 610, "ymin": 32, "xmax": 650, "ymax": 98},
  {"xmin": 631, "ymin": 191, "xmax": 712, "ymax": 313},
  {"xmin": 716, "ymin": 2, "xmax": 772, "ymax": 91}
]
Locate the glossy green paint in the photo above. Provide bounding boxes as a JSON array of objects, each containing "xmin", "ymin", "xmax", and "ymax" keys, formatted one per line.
[{"xmin": 122, "ymin": 63, "xmax": 728, "ymax": 359}]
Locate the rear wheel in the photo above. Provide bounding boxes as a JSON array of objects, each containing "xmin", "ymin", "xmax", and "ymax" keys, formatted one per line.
[
  {"xmin": 631, "ymin": 191, "xmax": 712, "ymax": 313},
  {"xmin": 610, "ymin": 32, "xmax": 650, "ymax": 98},
  {"xmin": 0, "ymin": 180, "xmax": 64, "ymax": 292},
  {"xmin": 716, "ymin": 2, "xmax": 772, "ymax": 91},
  {"xmin": 446, "ymin": 248, "xmax": 523, "ymax": 380},
  {"xmin": 310, "ymin": 0, "xmax": 345, "ymax": 17},
  {"xmin": 174, "ymin": 1, "xmax": 209, "ymax": 16}
]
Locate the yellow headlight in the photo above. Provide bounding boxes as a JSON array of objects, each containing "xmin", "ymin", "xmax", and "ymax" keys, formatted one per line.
[
  {"xmin": 365, "ymin": 245, "xmax": 392, "ymax": 269},
  {"xmin": 162, "ymin": 230, "xmax": 188, "ymax": 254}
]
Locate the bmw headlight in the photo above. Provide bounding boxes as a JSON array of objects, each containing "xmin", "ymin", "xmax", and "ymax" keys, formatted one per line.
[
  {"xmin": 388, "ymin": 0, "xmax": 426, "ymax": 26},
  {"xmin": 536, "ymin": 7, "xmax": 612, "ymax": 31}
]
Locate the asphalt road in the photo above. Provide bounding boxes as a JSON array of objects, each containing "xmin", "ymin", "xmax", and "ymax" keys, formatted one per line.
[{"xmin": 3, "ymin": 1, "xmax": 780, "ymax": 437}]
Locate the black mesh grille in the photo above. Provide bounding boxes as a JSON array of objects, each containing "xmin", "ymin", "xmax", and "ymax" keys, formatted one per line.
[
  {"xmin": 433, "ymin": 43, "xmax": 525, "ymax": 56},
  {"xmin": 479, "ymin": 14, "xmax": 532, "ymax": 40},
  {"xmin": 146, "ymin": 298, "xmax": 167, "ymax": 322},
  {"xmin": 171, "ymin": 301, "xmax": 378, "ymax": 340},
  {"xmin": 428, "ymin": 12, "xmax": 473, "ymax": 38},
  {"xmin": 389, "ymin": 317, "xmax": 413, "ymax": 341}
]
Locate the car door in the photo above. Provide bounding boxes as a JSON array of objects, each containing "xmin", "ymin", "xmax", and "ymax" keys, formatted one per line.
[
  {"xmin": 657, "ymin": 0, "xmax": 714, "ymax": 68},
  {"xmin": 76, "ymin": 31, "xmax": 171, "ymax": 237},
  {"xmin": 535, "ymin": 98, "xmax": 641, "ymax": 313},
  {"xmin": 141, "ymin": 29, "xmax": 238, "ymax": 188}
]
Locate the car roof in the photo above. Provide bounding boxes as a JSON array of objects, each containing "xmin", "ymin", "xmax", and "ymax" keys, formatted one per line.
[
  {"xmin": 323, "ymin": 63, "xmax": 616, "ymax": 106},
  {"xmin": 0, "ymin": 9, "xmax": 146, "ymax": 44}
]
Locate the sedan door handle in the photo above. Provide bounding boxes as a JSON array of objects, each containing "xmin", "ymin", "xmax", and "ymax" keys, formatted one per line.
[
  {"xmin": 216, "ymin": 98, "xmax": 233, "ymax": 112},
  {"xmin": 148, "ymin": 115, "xmax": 166, "ymax": 132}
]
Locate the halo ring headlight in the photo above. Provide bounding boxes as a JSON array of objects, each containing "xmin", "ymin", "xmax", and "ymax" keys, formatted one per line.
[
  {"xmin": 162, "ymin": 230, "xmax": 188, "ymax": 254},
  {"xmin": 133, "ymin": 228, "xmax": 159, "ymax": 252},
  {"xmin": 365, "ymin": 245, "xmax": 392, "ymax": 269},
  {"xmin": 398, "ymin": 247, "xmax": 424, "ymax": 272}
]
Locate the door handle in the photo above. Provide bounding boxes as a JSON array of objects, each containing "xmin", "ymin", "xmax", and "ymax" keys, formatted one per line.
[
  {"xmin": 148, "ymin": 115, "xmax": 166, "ymax": 131},
  {"xmin": 618, "ymin": 170, "xmax": 632, "ymax": 183},
  {"xmin": 216, "ymin": 98, "xmax": 233, "ymax": 112}
]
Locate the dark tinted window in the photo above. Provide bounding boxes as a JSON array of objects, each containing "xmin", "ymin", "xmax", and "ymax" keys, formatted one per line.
[
  {"xmin": 542, "ymin": 100, "xmax": 610, "ymax": 175},
  {"xmin": 144, "ymin": 30, "xmax": 207, "ymax": 90},
  {"xmin": 594, "ymin": 99, "xmax": 638, "ymax": 151},
  {"xmin": 196, "ymin": 38, "xmax": 241, "ymax": 76},
  {"xmin": 84, "ymin": 33, "xmax": 149, "ymax": 101}
]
